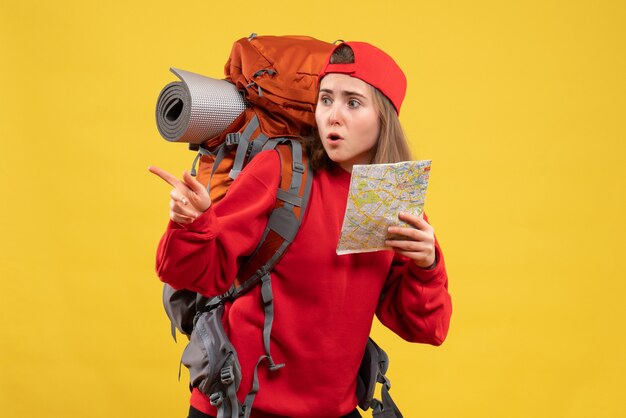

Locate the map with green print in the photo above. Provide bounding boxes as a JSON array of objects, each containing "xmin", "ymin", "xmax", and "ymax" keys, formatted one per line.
[{"xmin": 336, "ymin": 160, "xmax": 432, "ymax": 254}]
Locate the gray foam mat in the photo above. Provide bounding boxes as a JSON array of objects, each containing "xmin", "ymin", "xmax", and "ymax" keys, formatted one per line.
[{"xmin": 155, "ymin": 68, "xmax": 247, "ymax": 144}]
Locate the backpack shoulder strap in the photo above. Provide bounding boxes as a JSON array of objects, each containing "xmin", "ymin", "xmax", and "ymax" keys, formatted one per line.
[
  {"xmin": 225, "ymin": 138, "xmax": 312, "ymax": 416},
  {"xmin": 234, "ymin": 138, "xmax": 312, "ymax": 294}
]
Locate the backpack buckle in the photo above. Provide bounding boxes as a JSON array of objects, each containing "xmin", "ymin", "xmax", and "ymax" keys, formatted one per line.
[
  {"xmin": 220, "ymin": 365, "xmax": 234, "ymax": 385},
  {"xmin": 209, "ymin": 391, "xmax": 224, "ymax": 406},
  {"xmin": 293, "ymin": 161, "xmax": 304, "ymax": 174},
  {"xmin": 225, "ymin": 132, "xmax": 240, "ymax": 147}
]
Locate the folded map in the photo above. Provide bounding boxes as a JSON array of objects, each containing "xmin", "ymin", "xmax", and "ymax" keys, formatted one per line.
[{"xmin": 336, "ymin": 160, "xmax": 432, "ymax": 255}]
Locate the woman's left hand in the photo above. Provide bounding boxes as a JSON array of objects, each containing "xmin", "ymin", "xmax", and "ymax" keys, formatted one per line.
[{"xmin": 386, "ymin": 212, "xmax": 436, "ymax": 269}]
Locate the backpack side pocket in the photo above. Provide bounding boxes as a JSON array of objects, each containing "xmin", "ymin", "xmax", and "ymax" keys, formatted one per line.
[{"xmin": 182, "ymin": 304, "xmax": 242, "ymax": 398}]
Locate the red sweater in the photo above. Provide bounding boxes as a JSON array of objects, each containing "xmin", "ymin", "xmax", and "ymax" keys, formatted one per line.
[{"xmin": 156, "ymin": 150, "xmax": 452, "ymax": 418}]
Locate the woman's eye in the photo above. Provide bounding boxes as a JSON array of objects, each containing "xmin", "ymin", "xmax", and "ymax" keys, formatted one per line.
[
  {"xmin": 319, "ymin": 97, "xmax": 331, "ymax": 105},
  {"xmin": 348, "ymin": 99, "xmax": 360, "ymax": 108}
]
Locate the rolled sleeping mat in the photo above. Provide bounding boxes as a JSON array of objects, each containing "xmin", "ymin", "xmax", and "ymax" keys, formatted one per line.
[{"xmin": 155, "ymin": 68, "xmax": 247, "ymax": 144}]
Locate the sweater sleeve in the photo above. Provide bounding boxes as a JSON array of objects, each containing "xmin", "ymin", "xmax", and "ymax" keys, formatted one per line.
[
  {"xmin": 155, "ymin": 151, "xmax": 281, "ymax": 297},
  {"xmin": 375, "ymin": 219, "xmax": 452, "ymax": 346}
]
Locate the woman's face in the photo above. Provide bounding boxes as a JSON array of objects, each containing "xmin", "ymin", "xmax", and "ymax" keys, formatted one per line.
[{"xmin": 315, "ymin": 73, "xmax": 380, "ymax": 172}]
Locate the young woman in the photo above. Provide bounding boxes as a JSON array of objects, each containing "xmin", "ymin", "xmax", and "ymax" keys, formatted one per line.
[{"xmin": 150, "ymin": 41, "xmax": 452, "ymax": 418}]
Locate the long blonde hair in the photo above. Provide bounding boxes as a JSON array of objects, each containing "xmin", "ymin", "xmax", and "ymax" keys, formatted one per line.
[{"xmin": 306, "ymin": 44, "xmax": 412, "ymax": 171}]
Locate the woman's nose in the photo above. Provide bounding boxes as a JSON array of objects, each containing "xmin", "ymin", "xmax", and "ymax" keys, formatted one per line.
[{"xmin": 328, "ymin": 104, "xmax": 343, "ymax": 126}]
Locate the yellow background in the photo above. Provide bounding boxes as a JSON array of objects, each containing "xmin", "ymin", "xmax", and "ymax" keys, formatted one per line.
[{"xmin": 1, "ymin": 0, "xmax": 625, "ymax": 416}]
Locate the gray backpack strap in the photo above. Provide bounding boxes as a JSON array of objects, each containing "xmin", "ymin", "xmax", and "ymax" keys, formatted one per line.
[
  {"xmin": 239, "ymin": 269, "xmax": 298, "ymax": 418},
  {"xmin": 203, "ymin": 132, "xmax": 239, "ymax": 194},
  {"xmin": 233, "ymin": 138, "xmax": 312, "ymax": 364},
  {"xmin": 282, "ymin": 139, "xmax": 307, "ymax": 208},
  {"xmin": 231, "ymin": 269, "xmax": 284, "ymax": 372},
  {"xmin": 223, "ymin": 369, "xmax": 240, "ymax": 418},
  {"xmin": 247, "ymin": 132, "xmax": 269, "ymax": 161},
  {"xmin": 233, "ymin": 138, "xmax": 312, "ymax": 296},
  {"xmin": 241, "ymin": 354, "xmax": 268, "ymax": 418},
  {"xmin": 209, "ymin": 366, "xmax": 240, "ymax": 418},
  {"xmin": 229, "ymin": 114, "xmax": 260, "ymax": 180},
  {"xmin": 190, "ymin": 145, "xmax": 216, "ymax": 178},
  {"xmin": 228, "ymin": 139, "xmax": 312, "ymax": 414},
  {"xmin": 261, "ymin": 137, "xmax": 282, "ymax": 151},
  {"xmin": 259, "ymin": 271, "xmax": 283, "ymax": 370},
  {"xmin": 210, "ymin": 143, "xmax": 228, "ymax": 182}
]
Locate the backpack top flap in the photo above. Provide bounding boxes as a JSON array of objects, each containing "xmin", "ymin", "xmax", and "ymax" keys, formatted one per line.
[{"xmin": 225, "ymin": 35, "xmax": 335, "ymax": 138}]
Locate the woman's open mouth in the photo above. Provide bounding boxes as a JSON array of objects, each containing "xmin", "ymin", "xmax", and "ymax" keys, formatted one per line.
[{"xmin": 327, "ymin": 133, "xmax": 343, "ymax": 142}]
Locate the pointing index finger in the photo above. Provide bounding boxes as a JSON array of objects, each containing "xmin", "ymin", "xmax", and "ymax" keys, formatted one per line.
[{"xmin": 148, "ymin": 166, "xmax": 182, "ymax": 188}]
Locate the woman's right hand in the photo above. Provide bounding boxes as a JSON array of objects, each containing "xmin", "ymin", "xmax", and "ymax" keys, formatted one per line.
[{"xmin": 148, "ymin": 166, "xmax": 211, "ymax": 224}]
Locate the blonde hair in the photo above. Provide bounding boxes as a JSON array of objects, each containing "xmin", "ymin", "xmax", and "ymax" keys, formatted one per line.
[
  {"xmin": 306, "ymin": 44, "xmax": 412, "ymax": 171},
  {"xmin": 370, "ymin": 87, "xmax": 412, "ymax": 164}
]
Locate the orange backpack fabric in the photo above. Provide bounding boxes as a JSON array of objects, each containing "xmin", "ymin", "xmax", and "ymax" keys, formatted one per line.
[{"xmin": 193, "ymin": 34, "xmax": 334, "ymax": 203}]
